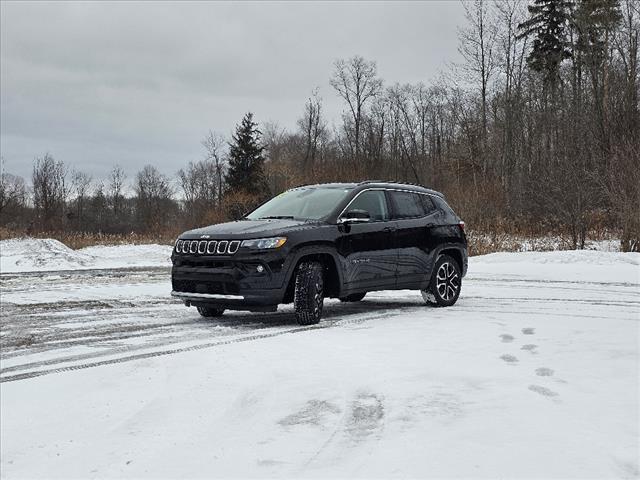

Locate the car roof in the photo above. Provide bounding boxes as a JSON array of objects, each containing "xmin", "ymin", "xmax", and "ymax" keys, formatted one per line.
[{"xmin": 294, "ymin": 181, "xmax": 443, "ymax": 198}]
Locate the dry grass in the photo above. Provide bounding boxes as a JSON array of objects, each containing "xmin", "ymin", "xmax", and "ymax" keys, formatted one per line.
[
  {"xmin": 0, "ymin": 228, "xmax": 176, "ymax": 249},
  {"xmin": 466, "ymin": 229, "xmax": 621, "ymax": 256},
  {"xmin": 1, "ymin": 226, "xmax": 620, "ymax": 254}
]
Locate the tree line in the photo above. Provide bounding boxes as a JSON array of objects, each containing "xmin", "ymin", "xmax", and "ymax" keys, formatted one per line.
[{"xmin": 1, "ymin": 0, "xmax": 638, "ymax": 251}]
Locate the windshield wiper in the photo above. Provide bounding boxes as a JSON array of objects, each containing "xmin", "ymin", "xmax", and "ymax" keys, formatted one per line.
[{"xmin": 258, "ymin": 215, "xmax": 296, "ymax": 220}]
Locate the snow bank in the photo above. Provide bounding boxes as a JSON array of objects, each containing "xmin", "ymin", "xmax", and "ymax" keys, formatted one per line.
[{"xmin": 0, "ymin": 238, "xmax": 172, "ymax": 273}]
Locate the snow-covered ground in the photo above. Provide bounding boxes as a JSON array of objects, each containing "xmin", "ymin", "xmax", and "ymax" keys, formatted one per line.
[{"xmin": 1, "ymin": 242, "xmax": 639, "ymax": 479}]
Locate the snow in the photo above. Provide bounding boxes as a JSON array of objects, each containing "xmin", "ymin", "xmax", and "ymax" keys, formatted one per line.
[
  {"xmin": 0, "ymin": 238, "xmax": 172, "ymax": 273},
  {"xmin": 1, "ymin": 244, "xmax": 639, "ymax": 478}
]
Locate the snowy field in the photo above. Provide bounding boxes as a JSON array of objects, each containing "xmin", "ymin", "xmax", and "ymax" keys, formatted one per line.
[{"xmin": 1, "ymin": 239, "xmax": 639, "ymax": 479}]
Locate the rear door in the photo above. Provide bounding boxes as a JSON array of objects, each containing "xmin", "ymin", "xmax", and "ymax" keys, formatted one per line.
[
  {"xmin": 336, "ymin": 189, "xmax": 398, "ymax": 291},
  {"xmin": 389, "ymin": 190, "xmax": 439, "ymax": 287}
]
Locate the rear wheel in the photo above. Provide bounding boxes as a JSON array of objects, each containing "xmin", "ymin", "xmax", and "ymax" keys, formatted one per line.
[
  {"xmin": 421, "ymin": 254, "xmax": 461, "ymax": 307},
  {"xmin": 294, "ymin": 261, "xmax": 324, "ymax": 325},
  {"xmin": 340, "ymin": 292, "xmax": 366, "ymax": 302},
  {"xmin": 196, "ymin": 306, "xmax": 225, "ymax": 317}
]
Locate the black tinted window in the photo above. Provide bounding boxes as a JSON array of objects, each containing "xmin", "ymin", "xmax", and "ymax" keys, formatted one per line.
[
  {"xmin": 421, "ymin": 195, "xmax": 436, "ymax": 214},
  {"xmin": 344, "ymin": 190, "xmax": 389, "ymax": 221},
  {"xmin": 390, "ymin": 191, "xmax": 424, "ymax": 219}
]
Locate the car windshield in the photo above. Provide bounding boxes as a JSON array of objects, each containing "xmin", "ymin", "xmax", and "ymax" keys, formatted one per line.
[{"xmin": 246, "ymin": 187, "xmax": 352, "ymax": 221}]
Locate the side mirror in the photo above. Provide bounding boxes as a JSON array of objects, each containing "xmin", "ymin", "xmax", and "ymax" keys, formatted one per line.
[{"xmin": 339, "ymin": 209, "xmax": 371, "ymax": 224}]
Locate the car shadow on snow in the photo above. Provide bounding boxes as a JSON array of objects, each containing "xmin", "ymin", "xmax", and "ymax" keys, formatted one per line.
[{"xmin": 191, "ymin": 299, "xmax": 426, "ymax": 329}]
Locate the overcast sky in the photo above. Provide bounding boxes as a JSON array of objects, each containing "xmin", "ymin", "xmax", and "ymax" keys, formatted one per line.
[{"xmin": 1, "ymin": 1, "xmax": 466, "ymax": 182}]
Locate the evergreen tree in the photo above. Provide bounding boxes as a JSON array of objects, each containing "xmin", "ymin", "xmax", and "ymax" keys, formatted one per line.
[
  {"xmin": 518, "ymin": 0, "xmax": 574, "ymax": 86},
  {"xmin": 574, "ymin": 0, "xmax": 621, "ymax": 64},
  {"xmin": 225, "ymin": 112, "xmax": 268, "ymax": 196}
]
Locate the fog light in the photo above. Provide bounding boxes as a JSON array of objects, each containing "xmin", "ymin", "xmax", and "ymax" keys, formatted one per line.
[{"xmin": 256, "ymin": 265, "xmax": 265, "ymax": 273}]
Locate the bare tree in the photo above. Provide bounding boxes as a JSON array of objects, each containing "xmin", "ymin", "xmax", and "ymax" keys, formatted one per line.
[
  {"xmin": 32, "ymin": 153, "xmax": 68, "ymax": 229},
  {"xmin": 108, "ymin": 165, "xmax": 126, "ymax": 216},
  {"xmin": 0, "ymin": 159, "xmax": 27, "ymax": 217},
  {"xmin": 70, "ymin": 169, "xmax": 92, "ymax": 230},
  {"xmin": 458, "ymin": 0, "xmax": 498, "ymax": 150},
  {"xmin": 613, "ymin": 0, "xmax": 640, "ymax": 140},
  {"xmin": 330, "ymin": 55, "xmax": 383, "ymax": 160},
  {"xmin": 297, "ymin": 88, "xmax": 327, "ymax": 174},
  {"xmin": 134, "ymin": 165, "xmax": 174, "ymax": 231},
  {"xmin": 201, "ymin": 130, "xmax": 226, "ymax": 206},
  {"xmin": 177, "ymin": 159, "xmax": 218, "ymax": 224},
  {"xmin": 494, "ymin": 0, "xmax": 528, "ymax": 189}
]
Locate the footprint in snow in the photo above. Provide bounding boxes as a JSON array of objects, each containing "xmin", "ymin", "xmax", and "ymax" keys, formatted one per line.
[
  {"xmin": 500, "ymin": 354, "xmax": 518, "ymax": 363},
  {"xmin": 521, "ymin": 344, "xmax": 537, "ymax": 352},
  {"xmin": 522, "ymin": 327, "xmax": 536, "ymax": 335},
  {"xmin": 278, "ymin": 400, "xmax": 341, "ymax": 427},
  {"xmin": 528, "ymin": 384, "xmax": 559, "ymax": 398},
  {"xmin": 499, "ymin": 334, "xmax": 515, "ymax": 343},
  {"xmin": 535, "ymin": 367, "xmax": 554, "ymax": 376},
  {"xmin": 346, "ymin": 393, "xmax": 384, "ymax": 441}
]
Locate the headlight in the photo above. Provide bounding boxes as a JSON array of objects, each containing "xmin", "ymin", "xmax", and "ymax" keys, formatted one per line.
[{"xmin": 241, "ymin": 237, "xmax": 287, "ymax": 249}]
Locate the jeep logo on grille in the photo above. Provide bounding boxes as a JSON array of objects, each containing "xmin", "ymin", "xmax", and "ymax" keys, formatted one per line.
[{"xmin": 176, "ymin": 239, "xmax": 240, "ymax": 255}]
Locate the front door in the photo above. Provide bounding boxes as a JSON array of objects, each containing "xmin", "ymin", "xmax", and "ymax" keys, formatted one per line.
[{"xmin": 336, "ymin": 189, "xmax": 398, "ymax": 291}]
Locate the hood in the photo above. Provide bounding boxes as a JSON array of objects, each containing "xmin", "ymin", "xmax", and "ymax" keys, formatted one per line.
[{"xmin": 180, "ymin": 219, "xmax": 315, "ymax": 239}]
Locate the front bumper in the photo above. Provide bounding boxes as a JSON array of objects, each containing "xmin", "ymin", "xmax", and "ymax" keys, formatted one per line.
[{"xmin": 170, "ymin": 248, "xmax": 293, "ymax": 310}]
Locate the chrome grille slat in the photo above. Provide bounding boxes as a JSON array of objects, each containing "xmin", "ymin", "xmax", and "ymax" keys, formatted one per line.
[
  {"xmin": 227, "ymin": 240, "xmax": 240, "ymax": 254},
  {"xmin": 178, "ymin": 239, "xmax": 240, "ymax": 255},
  {"xmin": 216, "ymin": 240, "xmax": 228, "ymax": 254}
]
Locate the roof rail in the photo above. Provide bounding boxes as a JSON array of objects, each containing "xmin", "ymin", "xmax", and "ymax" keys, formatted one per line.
[
  {"xmin": 356, "ymin": 180, "xmax": 444, "ymax": 197},
  {"xmin": 357, "ymin": 180, "xmax": 386, "ymax": 185}
]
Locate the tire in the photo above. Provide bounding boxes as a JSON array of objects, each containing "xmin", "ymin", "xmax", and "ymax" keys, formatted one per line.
[
  {"xmin": 294, "ymin": 261, "xmax": 324, "ymax": 325},
  {"xmin": 421, "ymin": 254, "xmax": 461, "ymax": 307},
  {"xmin": 197, "ymin": 306, "xmax": 225, "ymax": 317},
  {"xmin": 340, "ymin": 292, "xmax": 366, "ymax": 302}
]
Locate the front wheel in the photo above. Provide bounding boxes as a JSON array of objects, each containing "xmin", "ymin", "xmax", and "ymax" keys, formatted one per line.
[
  {"xmin": 294, "ymin": 261, "xmax": 324, "ymax": 325},
  {"xmin": 421, "ymin": 254, "xmax": 461, "ymax": 307}
]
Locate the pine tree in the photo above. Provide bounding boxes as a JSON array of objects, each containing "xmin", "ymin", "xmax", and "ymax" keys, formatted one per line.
[
  {"xmin": 518, "ymin": 0, "xmax": 574, "ymax": 86},
  {"xmin": 574, "ymin": 0, "xmax": 621, "ymax": 64},
  {"xmin": 225, "ymin": 112, "xmax": 268, "ymax": 196}
]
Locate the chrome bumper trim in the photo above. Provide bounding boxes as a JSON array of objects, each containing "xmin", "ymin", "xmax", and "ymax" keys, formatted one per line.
[{"xmin": 171, "ymin": 291, "xmax": 245, "ymax": 301}]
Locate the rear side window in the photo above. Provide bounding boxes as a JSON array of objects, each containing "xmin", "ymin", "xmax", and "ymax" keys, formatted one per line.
[
  {"xmin": 390, "ymin": 191, "xmax": 425, "ymax": 219},
  {"xmin": 431, "ymin": 195, "xmax": 456, "ymax": 217},
  {"xmin": 421, "ymin": 195, "xmax": 436, "ymax": 214}
]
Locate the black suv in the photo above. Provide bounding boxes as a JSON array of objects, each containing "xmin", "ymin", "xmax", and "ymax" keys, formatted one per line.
[{"xmin": 171, "ymin": 181, "xmax": 467, "ymax": 325}]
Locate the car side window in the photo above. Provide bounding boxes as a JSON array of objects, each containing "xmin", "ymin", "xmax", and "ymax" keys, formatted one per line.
[
  {"xmin": 390, "ymin": 191, "xmax": 425, "ymax": 219},
  {"xmin": 344, "ymin": 190, "xmax": 389, "ymax": 221},
  {"xmin": 421, "ymin": 195, "xmax": 436, "ymax": 215}
]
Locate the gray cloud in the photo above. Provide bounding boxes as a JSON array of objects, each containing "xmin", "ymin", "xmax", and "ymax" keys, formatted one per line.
[{"xmin": 1, "ymin": 1, "xmax": 464, "ymax": 182}]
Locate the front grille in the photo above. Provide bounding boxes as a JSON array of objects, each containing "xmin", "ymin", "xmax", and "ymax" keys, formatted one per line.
[{"xmin": 175, "ymin": 238, "xmax": 240, "ymax": 256}]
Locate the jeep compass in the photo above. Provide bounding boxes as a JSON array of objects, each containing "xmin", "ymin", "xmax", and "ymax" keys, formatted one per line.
[{"xmin": 171, "ymin": 181, "xmax": 468, "ymax": 325}]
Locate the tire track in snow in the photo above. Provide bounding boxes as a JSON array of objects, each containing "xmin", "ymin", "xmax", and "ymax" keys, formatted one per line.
[{"xmin": 0, "ymin": 310, "xmax": 396, "ymax": 383}]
